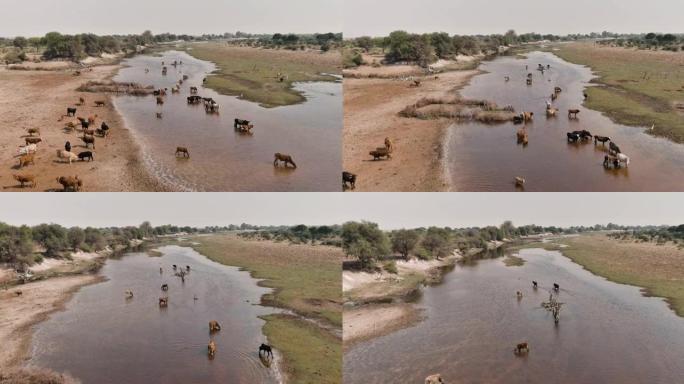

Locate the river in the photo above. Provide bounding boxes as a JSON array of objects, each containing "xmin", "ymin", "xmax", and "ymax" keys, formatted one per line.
[
  {"xmin": 344, "ymin": 247, "xmax": 684, "ymax": 383},
  {"xmin": 28, "ymin": 245, "xmax": 281, "ymax": 384},
  {"xmin": 446, "ymin": 51, "xmax": 684, "ymax": 191},
  {"xmin": 113, "ymin": 50, "xmax": 342, "ymax": 191}
]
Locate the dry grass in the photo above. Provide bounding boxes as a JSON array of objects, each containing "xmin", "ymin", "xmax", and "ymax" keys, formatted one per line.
[
  {"xmin": 399, "ymin": 96, "xmax": 516, "ymax": 122},
  {"xmin": 76, "ymin": 80, "xmax": 154, "ymax": 95}
]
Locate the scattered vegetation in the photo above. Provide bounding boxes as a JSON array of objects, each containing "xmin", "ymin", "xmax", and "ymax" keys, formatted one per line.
[
  {"xmin": 0, "ymin": 221, "xmax": 230, "ymax": 268},
  {"xmin": 607, "ymin": 225, "xmax": 684, "ymax": 247},
  {"xmin": 398, "ymin": 96, "xmax": 516, "ymax": 122},
  {"xmin": 341, "ymin": 221, "xmax": 641, "ymax": 270}
]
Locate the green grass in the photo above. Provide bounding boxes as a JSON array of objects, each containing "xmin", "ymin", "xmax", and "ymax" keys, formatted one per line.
[
  {"xmin": 551, "ymin": 42, "xmax": 684, "ymax": 143},
  {"xmin": 520, "ymin": 234, "xmax": 684, "ymax": 317},
  {"xmin": 262, "ymin": 314, "xmax": 341, "ymax": 384},
  {"xmin": 181, "ymin": 43, "xmax": 340, "ymax": 108},
  {"xmin": 189, "ymin": 234, "xmax": 342, "ymax": 384}
]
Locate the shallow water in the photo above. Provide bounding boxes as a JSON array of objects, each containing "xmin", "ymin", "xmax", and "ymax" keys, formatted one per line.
[
  {"xmin": 29, "ymin": 245, "xmax": 279, "ymax": 384},
  {"xmin": 446, "ymin": 51, "xmax": 684, "ymax": 191},
  {"xmin": 344, "ymin": 248, "xmax": 684, "ymax": 383},
  {"xmin": 113, "ymin": 50, "xmax": 342, "ymax": 191}
]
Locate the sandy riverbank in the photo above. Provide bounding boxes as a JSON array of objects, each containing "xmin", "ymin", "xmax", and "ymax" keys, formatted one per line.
[
  {"xmin": 0, "ymin": 64, "xmax": 165, "ymax": 191},
  {"xmin": 342, "ymin": 253, "xmax": 462, "ymax": 347},
  {"xmin": 0, "ymin": 275, "xmax": 102, "ymax": 370},
  {"xmin": 343, "ymin": 65, "xmax": 479, "ymax": 191}
]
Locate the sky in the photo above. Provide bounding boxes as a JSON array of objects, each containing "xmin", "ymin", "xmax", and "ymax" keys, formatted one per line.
[
  {"xmin": 0, "ymin": 193, "xmax": 682, "ymax": 229},
  {"xmin": 0, "ymin": 0, "xmax": 342, "ymax": 37},
  {"xmin": 344, "ymin": 0, "xmax": 684, "ymax": 38}
]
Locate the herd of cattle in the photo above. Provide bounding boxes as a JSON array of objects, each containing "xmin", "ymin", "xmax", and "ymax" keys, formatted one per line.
[
  {"xmin": 10, "ymin": 58, "xmax": 302, "ymax": 191},
  {"xmin": 11, "ymin": 94, "xmax": 111, "ymax": 191},
  {"xmin": 124, "ymin": 262, "xmax": 275, "ymax": 361},
  {"xmin": 156, "ymin": 60, "xmax": 298, "ymax": 170},
  {"xmin": 511, "ymin": 64, "xmax": 632, "ymax": 181}
]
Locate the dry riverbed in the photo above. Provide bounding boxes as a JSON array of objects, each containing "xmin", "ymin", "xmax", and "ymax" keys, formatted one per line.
[{"xmin": 343, "ymin": 61, "xmax": 479, "ymax": 191}]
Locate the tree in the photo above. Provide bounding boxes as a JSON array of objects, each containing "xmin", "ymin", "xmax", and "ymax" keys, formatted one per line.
[
  {"xmin": 385, "ymin": 30, "xmax": 413, "ymax": 63},
  {"xmin": 67, "ymin": 227, "xmax": 85, "ymax": 251},
  {"xmin": 430, "ymin": 32, "xmax": 453, "ymax": 58},
  {"xmin": 13, "ymin": 36, "xmax": 27, "ymax": 49},
  {"xmin": 341, "ymin": 221, "xmax": 390, "ymax": 269},
  {"xmin": 412, "ymin": 34, "xmax": 437, "ymax": 67},
  {"xmin": 0, "ymin": 223, "xmax": 34, "ymax": 265},
  {"xmin": 421, "ymin": 227, "xmax": 450, "ymax": 259},
  {"xmin": 391, "ymin": 229, "xmax": 421, "ymax": 260},
  {"xmin": 139, "ymin": 221, "xmax": 153, "ymax": 238},
  {"xmin": 355, "ymin": 36, "xmax": 373, "ymax": 52},
  {"xmin": 503, "ymin": 30, "xmax": 518, "ymax": 46},
  {"xmin": 32, "ymin": 223, "xmax": 68, "ymax": 257}
]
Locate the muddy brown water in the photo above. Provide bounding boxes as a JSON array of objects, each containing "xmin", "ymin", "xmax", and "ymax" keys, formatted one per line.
[
  {"xmin": 446, "ymin": 51, "xmax": 684, "ymax": 191},
  {"xmin": 113, "ymin": 50, "xmax": 342, "ymax": 191},
  {"xmin": 28, "ymin": 245, "xmax": 280, "ymax": 384},
  {"xmin": 344, "ymin": 247, "xmax": 684, "ymax": 383}
]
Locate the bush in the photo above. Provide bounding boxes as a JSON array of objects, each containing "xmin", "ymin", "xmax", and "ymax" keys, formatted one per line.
[
  {"xmin": 4, "ymin": 50, "xmax": 26, "ymax": 64},
  {"xmin": 384, "ymin": 260, "xmax": 398, "ymax": 274}
]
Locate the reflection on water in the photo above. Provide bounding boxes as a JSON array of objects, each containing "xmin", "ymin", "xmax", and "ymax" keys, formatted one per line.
[
  {"xmin": 447, "ymin": 51, "xmax": 684, "ymax": 191},
  {"xmin": 29, "ymin": 246, "xmax": 279, "ymax": 384},
  {"xmin": 344, "ymin": 248, "xmax": 684, "ymax": 383},
  {"xmin": 113, "ymin": 51, "xmax": 342, "ymax": 191}
]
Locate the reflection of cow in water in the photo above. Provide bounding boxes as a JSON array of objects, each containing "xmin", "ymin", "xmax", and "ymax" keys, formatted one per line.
[
  {"xmin": 259, "ymin": 343, "xmax": 273, "ymax": 358},
  {"xmin": 208, "ymin": 340, "xmax": 216, "ymax": 357}
]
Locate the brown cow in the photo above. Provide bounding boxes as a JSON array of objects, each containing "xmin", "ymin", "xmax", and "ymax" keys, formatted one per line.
[
  {"xmin": 568, "ymin": 109, "xmax": 580, "ymax": 119},
  {"xmin": 425, "ymin": 374, "xmax": 445, "ymax": 384},
  {"xmin": 18, "ymin": 153, "xmax": 35, "ymax": 168},
  {"xmin": 273, "ymin": 153, "xmax": 296, "ymax": 168},
  {"xmin": 26, "ymin": 128, "xmax": 40, "ymax": 136},
  {"xmin": 159, "ymin": 297, "xmax": 168, "ymax": 307},
  {"xmin": 94, "ymin": 100, "xmax": 106, "ymax": 107},
  {"xmin": 56, "ymin": 176, "xmax": 82, "ymax": 192},
  {"xmin": 81, "ymin": 135, "xmax": 95, "ymax": 149},
  {"xmin": 209, "ymin": 320, "xmax": 221, "ymax": 332},
  {"xmin": 514, "ymin": 342, "xmax": 529, "ymax": 355},
  {"xmin": 13, "ymin": 174, "xmax": 36, "ymax": 188}
]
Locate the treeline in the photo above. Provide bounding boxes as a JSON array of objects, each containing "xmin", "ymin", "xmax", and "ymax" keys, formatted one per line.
[
  {"xmin": 0, "ymin": 30, "xmax": 341, "ymax": 63},
  {"xmin": 343, "ymin": 29, "xmax": 676, "ymax": 68},
  {"xmin": 253, "ymin": 33, "xmax": 342, "ymax": 51},
  {"xmin": 608, "ymin": 225, "xmax": 684, "ymax": 245},
  {"xmin": 597, "ymin": 32, "xmax": 684, "ymax": 51},
  {"xmin": 340, "ymin": 221, "xmax": 636, "ymax": 269},
  {"xmin": 238, "ymin": 224, "xmax": 342, "ymax": 245},
  {"xmin": 0, "ymin": 221, "xmax": 232, "ymax": 267}
]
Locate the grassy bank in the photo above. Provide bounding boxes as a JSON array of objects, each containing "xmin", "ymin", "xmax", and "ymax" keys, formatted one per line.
[
  {"xmin": 262, "ymin": 314, "xmax": 341, "ymax": 384},
  {"xmin": 551, "ymin": 42, "xmax": 684, "ymax": 143},
  {"xmin": 529, "ymin": 234, "xmax": 684, "ymax": 317},
  {"xmin": 189, "ymin": 234, "xmax": 342, "ymax": 384},
  {"xmin": 181, "ymin": 43, "xmax": 340, "ymax": 107}
]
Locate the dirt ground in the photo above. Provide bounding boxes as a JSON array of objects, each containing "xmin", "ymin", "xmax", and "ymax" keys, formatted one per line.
[
  {"xmin": 0, "ymin": 65, "xmax": 164, "ymax": 192},
  {"xmin": 343, "ymin": 303, "xmax": 420, "ymax": 348},
  {"xmin": 343, "ymin": 67, "xmax": 479, "ymax": 191},
  {"xmin": 0, "ymin": 275, "xmax": 101, "ymax": 369}
]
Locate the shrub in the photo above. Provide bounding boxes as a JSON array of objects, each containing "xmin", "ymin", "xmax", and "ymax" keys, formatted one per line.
[{"xmin": 384, "ymin": 260, "xmax": 398, "ymax": 274}]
